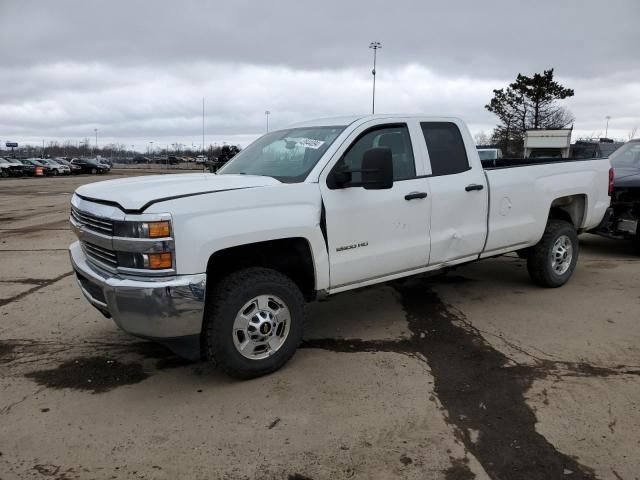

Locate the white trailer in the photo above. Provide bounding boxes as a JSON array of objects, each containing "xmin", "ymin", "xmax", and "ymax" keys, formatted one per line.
[{"xmin": 525, "ymin": 129, "xmax": 572, "ymax": 159}]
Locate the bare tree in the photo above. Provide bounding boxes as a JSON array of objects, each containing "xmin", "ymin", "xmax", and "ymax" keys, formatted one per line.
[
  {"xmin": 628, "ymin": 126, "xmax": 638, "ymax": 141},
  {"xmin": 474, "ymin": 131, "xmax": 490, "ymax": 145}
]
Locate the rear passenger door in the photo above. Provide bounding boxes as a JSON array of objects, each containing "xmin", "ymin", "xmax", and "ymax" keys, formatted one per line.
[{"xmin": 419, "ymin": 121, "xmax": 489, "ymax": 265}]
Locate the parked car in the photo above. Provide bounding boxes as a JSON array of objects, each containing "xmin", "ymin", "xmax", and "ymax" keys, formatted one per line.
[
  {"xmin": 42, "ymin": 158, "xmax": 71, "ymax": 175},
  {"xmin": 70, "ymin": 158, "xmax": 110, "ymax": 174},
  {"xmin": 96, "ymin": 157, "xmax": 112, "ymax": 168},
  {"xmin": 23, "ymin": 158, "xmax": 53, "ymax": 175},
  {"xmin": 68, "ymin": 114, "xmax": 611, "ymax": 378},
  {"xmin": 54, "ymin": 158, "xmax": 82, "ymax": 174},
  {"xmin": 476, "ymin": 147, "xmax": 503, "ymax": 166},
  {"xmin": 593, "ymin": 139, "xmax": 640, "ymax": 252},
  {"xmin": 17, "ymin": 159, "xmax": 36, "ymax": 176},
  {"xmin": 0, "ymin": 157, "xmax": 24, "ymax": 176}
]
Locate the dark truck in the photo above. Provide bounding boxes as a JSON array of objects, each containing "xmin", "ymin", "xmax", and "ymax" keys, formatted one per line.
[{"xmin": 593, "ymin": 139, "xmax": 640, "ymax": 252}]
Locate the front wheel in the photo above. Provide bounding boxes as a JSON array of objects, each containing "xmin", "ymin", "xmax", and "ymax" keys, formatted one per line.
[
  {"xmin": 203, "ymin": 267, "xmax": 305, "ymax": 379},
  {"xmin": 52, "ymin": 169, "xmax": 58, "ymax": 176},
  {"xmin": 527, "ymin": 219, "xmax": 579, "ymax": 287},
  {"xmin": 91, "ymin": 168, "xmax": 97, "ymax": 174}
]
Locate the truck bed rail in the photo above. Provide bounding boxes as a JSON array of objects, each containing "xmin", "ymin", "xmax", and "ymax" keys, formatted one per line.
[{"xmin": 481, "ymin": 156, "xmax": 608, "ymax": 170}]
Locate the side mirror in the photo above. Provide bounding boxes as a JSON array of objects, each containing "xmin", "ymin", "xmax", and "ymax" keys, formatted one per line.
[
  {"xmin": 361, "ymin": 147, "xmax": 393, "ymax": 190},
  {"xmin": 327, "ymin": 147, "xmax": 394, "ymax": 190}
]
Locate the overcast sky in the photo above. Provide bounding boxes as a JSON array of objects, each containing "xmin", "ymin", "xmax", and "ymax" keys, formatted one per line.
[{"xmin": 1, "ymin": 0, "xmax": 639, "ymax": 151}]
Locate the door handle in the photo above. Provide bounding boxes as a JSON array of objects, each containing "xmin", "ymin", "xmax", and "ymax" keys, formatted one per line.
[
  {"xmin": 404, "ymin": 192, "xmax": 428, "ymax": 200},
  {"xmin": 465, "ymin": 184, "xmax": 484, "ymax": 192}
]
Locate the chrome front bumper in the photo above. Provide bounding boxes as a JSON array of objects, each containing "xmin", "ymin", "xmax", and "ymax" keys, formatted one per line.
[{"xmin": 69, "ymin": 241, "xmax": 206, "ymax": 339}]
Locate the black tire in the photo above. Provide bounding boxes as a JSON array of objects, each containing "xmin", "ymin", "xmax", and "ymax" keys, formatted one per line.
[
  {"xmin": 527, "ymin": 219, "xmax": 579, "ymax": 288},
  {"xmin": 204, "ymin": 267, "xmax": 305, "ymax": 379},
  {"xmin": 0, "ymin": 169, "xmax": 8, "ymax": 178},
  {"xmin": 52, "ymin": 169, "xmax": 58, "ymax": 176},
  {"xmin": 91, "ymin": 168, "xmax": 97, "ymax": 174}
]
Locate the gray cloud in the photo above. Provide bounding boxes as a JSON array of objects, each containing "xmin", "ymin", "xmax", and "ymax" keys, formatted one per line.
[{"xmin": 1, "ymin": 0, "xmax": 639, "ymax": 149}]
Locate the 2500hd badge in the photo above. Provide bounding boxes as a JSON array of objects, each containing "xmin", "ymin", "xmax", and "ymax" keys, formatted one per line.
[{"xmin": 336, "ymin": 242, "xmax": 369, "ymax": 252}]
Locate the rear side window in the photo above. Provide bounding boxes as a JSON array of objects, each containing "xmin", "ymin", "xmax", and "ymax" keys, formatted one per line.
[{"xmin": 420, "ymin": 122, "xmax": 470, "ymax": 176}]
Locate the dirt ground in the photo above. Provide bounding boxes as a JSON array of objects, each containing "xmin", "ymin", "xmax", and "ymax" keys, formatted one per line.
[{"xmin": 1, "ymin": 171, "xmax": 639, "ymax": 480}]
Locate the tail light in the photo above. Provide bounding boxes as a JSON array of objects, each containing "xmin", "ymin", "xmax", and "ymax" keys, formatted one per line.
[{"xmin": 608, "ymin": 168, "xmax": 614, "ymax": 196}]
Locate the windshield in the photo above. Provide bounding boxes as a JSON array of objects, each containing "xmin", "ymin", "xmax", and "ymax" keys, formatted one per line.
[
  {"xmin": 477, "ymin": 150, "xmax": 497, "ymax": 160},
  {"xmin": 219, "ymin": 126, "xmax": 346, "ymax": 182},
  {"xmin": 0, "ymin": 158, "xmax": 9, "ymax": 164},
  {"xmin": 609, "ymin": 142, "xmax": 640, "ymax": 168}
]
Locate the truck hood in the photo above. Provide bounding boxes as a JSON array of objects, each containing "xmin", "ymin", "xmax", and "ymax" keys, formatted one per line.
[
  {"xmin": 75, "ymin": 173, "xmax": 281, "ymax": 212},
  {"xmin": 613, "ymin": 167, "xmax": 640, "ymax": 189}
]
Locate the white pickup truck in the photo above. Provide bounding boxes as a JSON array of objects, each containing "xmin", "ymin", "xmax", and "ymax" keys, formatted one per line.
[{"xmin": 69, "ymin": 115, "xmax": 611, "ymax": 378}]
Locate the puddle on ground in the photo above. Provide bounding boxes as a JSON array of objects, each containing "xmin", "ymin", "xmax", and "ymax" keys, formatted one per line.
[{"xmin": 24, "ymin": 356, "xmax": 149, "ymax": 393}]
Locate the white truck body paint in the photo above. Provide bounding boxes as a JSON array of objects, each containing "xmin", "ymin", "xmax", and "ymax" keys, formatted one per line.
[{"xmin": 72, "ymin": 114, "xmax": 611, "ymax": 299}]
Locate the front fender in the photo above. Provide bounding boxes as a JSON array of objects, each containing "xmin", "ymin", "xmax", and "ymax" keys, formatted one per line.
[{"xmin": 149, "ymin": 183, "xmax": 330, "ymax": 291}]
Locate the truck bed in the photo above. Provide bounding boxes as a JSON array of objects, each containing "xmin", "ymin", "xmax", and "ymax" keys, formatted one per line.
[{"xmin": 481, "ymin": 156, "xmax": 611, "ymax": 256}]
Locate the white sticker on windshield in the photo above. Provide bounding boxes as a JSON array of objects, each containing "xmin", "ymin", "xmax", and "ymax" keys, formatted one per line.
[{"xmin": 296, "ymin": 138, "xmax": 325, "ymax": 149}]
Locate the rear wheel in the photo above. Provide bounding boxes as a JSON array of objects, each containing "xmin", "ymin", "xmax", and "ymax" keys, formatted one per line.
[
  {"xmin": 527, "ymin": 219, "xmax": 579, "ymax": 287},
  {"xmin": 52, "ymin": 169, "xmax": 58, "ymax": 176},
  {"xmin": 0, "ymin": 169, "xmax": 8, "ymax": 178},
  {"xmin": 204, "ymin": 267, "xmax": 304, "ymax": 379},
  {"xmin": 91, "ymin": 167, "xmax": 97, "ymax": 174}
]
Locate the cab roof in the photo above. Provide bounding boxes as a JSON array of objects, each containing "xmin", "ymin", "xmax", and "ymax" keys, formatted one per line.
[{"xmin": 287, "ymin": 114, "xmax": 463, "ymax": 128}]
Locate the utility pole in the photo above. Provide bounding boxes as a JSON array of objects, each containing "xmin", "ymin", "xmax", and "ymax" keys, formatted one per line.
[
  {"xmin": 42, "ymin": 139, "xmax": 45, "ymax": 159},
  {"xmin": 94, "ymin": 128, "xmax": 98, "ymax": 156},
  {"xmin": 605, "ymin": 116, "xmax": 611, "ymax": 138},
  {"xmin": 369, "ymin": 41, "xmax": 382, "ymax": 114},
  {"xmin": 265, "ymin": 110, "xmax": 271, "ymax": 132}
]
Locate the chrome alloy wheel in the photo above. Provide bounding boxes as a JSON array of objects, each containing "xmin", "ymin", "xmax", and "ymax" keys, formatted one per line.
[
  {"xmin": 232, "ymin": 294, "xmax": 291, "ymax": 360},
  {"xmin": 551, "ymin": 235, "xmax": 573, "ymax": 275}
]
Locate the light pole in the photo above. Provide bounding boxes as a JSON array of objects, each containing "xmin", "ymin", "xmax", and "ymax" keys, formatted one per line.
[
  {"xmin": 265, "ymin": 110, "xmax": 271, "ymax": 132},
  {"xmin": 369, "ymin": 41, "xmax": 382, "ymax": 114},
  {"xmin": 202, "ymin": 97, "xmax": 205, "ymax": 154},
  {"xmin": 605, "ymin": 116, "xmax": 611, "ymax": 138},
  {"xmin": 94, "ymin": 128, "xmax": 98, "ymax": 156}
]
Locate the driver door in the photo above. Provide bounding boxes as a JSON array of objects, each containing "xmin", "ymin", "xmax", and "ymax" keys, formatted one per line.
[{"xmin": 319, "ymin": 122, "xmax": 431, "ymax": 289}]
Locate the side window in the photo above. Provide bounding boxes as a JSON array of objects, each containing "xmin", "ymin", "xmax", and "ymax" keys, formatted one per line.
[
  {"xmin": 420, "ymin": 122, "xmax": 470, "ymax": 176},
  {"xmin": 338, "ymin": 124, "xmax": 416, "ymax": 182}
]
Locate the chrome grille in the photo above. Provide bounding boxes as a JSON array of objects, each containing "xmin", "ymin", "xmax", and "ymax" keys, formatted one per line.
[
  {"xmin": 83, "ymin": 241, "xmax": 118, "ymax": 270},
  {"xmin": 71, "ymin": 206, "xmax": 114, "ymax": 235}
]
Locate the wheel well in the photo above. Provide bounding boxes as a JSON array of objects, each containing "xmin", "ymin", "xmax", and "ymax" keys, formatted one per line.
[
  {"xmin": 206, "ymin": 238, "xmax": 316, "ymax": 301},
  {"xmin": 549, "ymin": 194, "xmax": 586, "ymax": 230}
]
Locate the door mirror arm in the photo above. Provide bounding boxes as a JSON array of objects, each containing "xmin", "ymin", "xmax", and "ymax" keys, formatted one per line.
[{"xmin": 327, "ymin": 165, "xmax": 352, "ymax": 189}]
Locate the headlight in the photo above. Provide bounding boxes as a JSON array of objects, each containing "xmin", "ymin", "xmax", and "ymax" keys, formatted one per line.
[{"xmin": 113, "ymin": 220, "xmax": 171, "ymax": 238}]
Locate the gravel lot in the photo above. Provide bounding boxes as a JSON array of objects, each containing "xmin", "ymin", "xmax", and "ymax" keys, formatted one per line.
[{"xmin": 1, "ymin": 171, "xmax": 639, "ymax": 480}]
